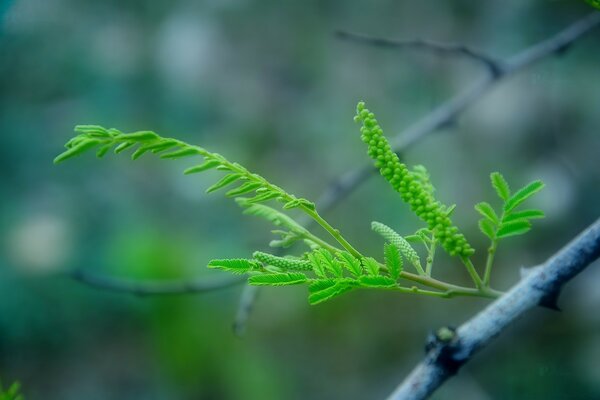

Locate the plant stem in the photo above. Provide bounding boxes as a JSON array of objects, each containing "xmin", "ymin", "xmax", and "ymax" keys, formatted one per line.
[
  {"xmin": 301, "ymin": 206, "xmax": 364, "ymax": 259},
  {"xmin": 483, "ymin": 239, "xmax": 498, "ymax": 286},
  {"xmin": 426, "ymin": 239, "xmax": 436, "ymax": 276},
  {"xmin": 461, "ymin": 257, "xmax": 484, "ymax": 289}
]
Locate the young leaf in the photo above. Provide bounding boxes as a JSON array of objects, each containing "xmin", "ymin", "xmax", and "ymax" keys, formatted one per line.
[
  {"xmin": 206, "ymin": 174, "xmax": 242, "ymax": 193},
  {"xmin": 503, "ymin": 209, "xmax": 545, "ymax": 223},
  {"xmin": 207, "ymin": 259, "xmax": 260, "ymax": 274},
  {"xmin": 160, "ymin": 147, "xmax": 199, "ymax": 159},
  {"xmin": 307, "ymin": 252, "xmax": 328, "ymax": 278},
  {"xmin": 249, "ymin": 273, "xmax": 307, "ymax": 286},
  {"xmin": 496, "ymin": 220, "xmax": 531, "ymax": 238},
  {"xmin": 504, "ymin": 180, "xmax": 545, "ymax": 213},
  {"xmin": 338, "ymin": 251, "xmax": 362, "ymax": 277},
  {"xmin": 237, "ymin": 200, "xmax": 309, "ymax": 236},
  {"xmin": 225, "ymin": 182, "xmax": 262, "ymax": 197},
  {"xmin": 478, "ymin": 219, "xmax": 496, "ymax": 239},
  {"xmin": 114, "ymin": 141, "xmax": 136, "ymax": 154},
  {"xmin": 184, "ymin": 160, "xmax": 221, "ymax": 174},
  {"xmin": 358, "ymin": 275, "xmax": 397, "ymax": 288},
  {"xmin": 54, "ymin": 139, "xmax": 102, "ymax": 164},
  {"xmin": 308, "ymin": 280, "xmax": 355, "ymax": 305},
  {"xmin": 474, "ymin": 202, "xmax": 499, "ymax": 224},
  {"xmin": 316, "ymin": 249, "xmax": 343, "ymax": 277},
  {"xmin": 384, "ymin": 243, "xmax": 402, "ymax": 280},
  {"xmin": 362, "ymin": 257, "xmax": 380, "ymax": 276},
  {"xmin": 490, "ymin": 172, "xmax": 511, "ymax": 201}
]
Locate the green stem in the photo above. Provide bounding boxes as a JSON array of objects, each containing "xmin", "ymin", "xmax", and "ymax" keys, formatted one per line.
[
  {"xmin": 461, "ymin": 257, "xmax": 484, "ymax": 289},
  {"xmin": 301, "ymin": 206, "xmax": 364, "ymax": 259},
  {"xmin": 425, "ymin": 239, "xmax": 436, "ymax": 276},
  {"xmin": 483, "ymin": 239, "xmax": 498, "ymax": 287}
]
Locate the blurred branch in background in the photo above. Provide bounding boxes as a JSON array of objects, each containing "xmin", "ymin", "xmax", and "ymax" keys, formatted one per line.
[
  {"xmin": 335, "ymin": 30, "xmax": 504, "ymax": 76},
  {"xmin": 388, "ymin": 217, "xmax": 600, "ymax": 400},
  {"xmin": 70, "ymin": 269, "xmax": 245, "ymax": 296}
]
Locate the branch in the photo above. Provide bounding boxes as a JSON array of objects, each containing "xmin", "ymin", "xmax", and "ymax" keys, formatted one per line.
[
  {"xmin": 319, "ymin": 12, "xmax": 600, "ymax": 214},
  {"xmin": 387, "ymin": 217, "xmax": 600, "ymax": 400},
  {"xmin": 70, "ymin": 269, "xmax": 245, "ymax": 296},
  {"xmin": 335, "ymin": 30, "xmax": 504, "ymax": 76}
]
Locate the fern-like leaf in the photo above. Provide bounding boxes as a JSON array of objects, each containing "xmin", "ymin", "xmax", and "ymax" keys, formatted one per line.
[
  {"xmin": 249, "ymin": 273, "xmax": 308, "ymax": 286},
  {"xmin": 338, "ymin": 251, "xmax": 363, "ymax": 277},
  {"xmin": 384, "ymin": 243, "xmax": 403, "ymax": 280},
  {"xmin": 207, "ymin": 259, "xmax": 260, "ymax": 274},
  {"xmin": 308, "ymin": 279, "xmax": 356, "ymax": 305},
  {"xmin": 55, "ymin": 125, "xmax": 316, "ymax": 213},
  {"xmin": 362, "ymin": 257, "xmax": 380, "ymax": 276}
]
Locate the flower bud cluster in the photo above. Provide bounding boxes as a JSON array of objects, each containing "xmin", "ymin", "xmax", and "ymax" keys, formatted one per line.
[
  {"xmin": 355, "ymin": 102, "xmax": 474, "ymax": 258},
  {"xmin": 253, "ymin": 251, "xmax": 312, "ymax": 270}
]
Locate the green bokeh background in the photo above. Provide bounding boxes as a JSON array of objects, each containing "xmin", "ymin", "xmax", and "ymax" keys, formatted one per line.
[{"xmin": 1, "ymin": 1, "xmax": 600, "ymax": 399}]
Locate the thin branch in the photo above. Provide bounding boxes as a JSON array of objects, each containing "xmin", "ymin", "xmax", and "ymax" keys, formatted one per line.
[
  {"xmin": 70, "ymin": 269, "xmax": 245, "ymax": 296},
  {"xmin": 387, "ymin": 217, "xmax": 600, "ymax": 400},
  {"xmin": 335, "ymin": 30, "xmax": 504, "ymax": 76},
  {"xmin": 319, "ymin": 12, "xmax": 600, "ymax": 215}
]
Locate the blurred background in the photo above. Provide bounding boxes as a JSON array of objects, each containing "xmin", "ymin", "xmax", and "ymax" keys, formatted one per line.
[{"xmin": 1, "ymin": 0, "xmax": 600, "ymax": 398}]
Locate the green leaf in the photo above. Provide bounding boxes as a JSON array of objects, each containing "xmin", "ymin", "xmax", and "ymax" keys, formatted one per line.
[
  {"xmin": 478, "ymin": 219, "xmax": 496, "ymax": 239},
  {"xmin": 490, "ymin": 172, "xmax": 510, "ymax": 201},
  {"xmin": 504, "ymin": 180, "xmax": 545, "ymax": 213},
  {"xmin": 503, "ymin": 209, "xmax": 545, "ymax": 223},
  {"xmin": 237, "ymin": 200, "xmax": 308, "ymax": 235},
  {"xmin": 338, "ymin": 251, "xmax": 362, "ymax": 277},
  {"xmin": 362, "ymin": 257, "xmax": 380, "ymax": 276},
  {"xmin": 474, "ymin": 202, "xmax": 499, "ymax": 224},
  {"xmin": 207, "ymin": 259, "xmax": 259, "ymax": 274},
  {"xmin": 244, "ymin": 191, "xmax": 280, "ymax": 203},
  {"xmin": 225, "ymin": 182, "xmax": 262, "ymax": 197},
  {"xmin": 316, "ymin": 249, "xmax": 343, "ymax": 278},
  {"xmin": 308, "ymin": 280, "xmax": 355, "ymax": 305},
  {"xmin": 307, "ymin": 252, "xmax": 328, "ymax": 278},
  {"xmin": 74, "ymin": 125, "xmax": 110, "ymax": 137},
  {"xmin": 184, "ymin": 160, "xmax": 221, "ymax": 174},
  {"xmin": 206, "ymin": 174, "xmax": 242, "ymax": 193},
  {"xmin": 160, "ymin": 147, "xmax": 199, "ymax": 159},
  {"xmin": 384, "ymin": 243, "xmax": 402, "ymax": 280},
  {"xmin": 358, "ymin": 275, "xmax": 397, "ymax": 288},
  {"xmin": 496, "ymin": 220, "xmax": 531, "ymax": 238},
  {"xmin": 123, "ymin": 131, "xmax": 159, "ymax": 141},
  {"xmin": 96, "ymin": 143, "xmax": 113, "ymax": 158},
  {"xmin": 113, "ymin": 141, "xmax": 135, "ymax": 154},
  {"xmin": 54, "ymin": 139, "xmax": 102, "ymax": 163},
  {"xmin": 249, "ymin": 273, "xmax": 307, "ymax": 286}
]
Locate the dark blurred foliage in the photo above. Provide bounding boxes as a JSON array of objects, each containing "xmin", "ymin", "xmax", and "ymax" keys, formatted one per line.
[{"xmin": 1, "ymin": 0, "xmax": 599, "ymax": 399}]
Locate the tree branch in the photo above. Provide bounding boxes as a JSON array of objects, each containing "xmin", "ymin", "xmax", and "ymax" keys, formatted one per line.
[
  {"xmin": 387, "ymin": 217, "xmax": 600, "ymax": 400},
  {"xmin": 70, "ymin": 269, "xmax": 245, "ymax": 296},
  {"xmin": 335, "ymin": 30, "xmax": 504, "ymax": 76}
]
